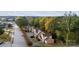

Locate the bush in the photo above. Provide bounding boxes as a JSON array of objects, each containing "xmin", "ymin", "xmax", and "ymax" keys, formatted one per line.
[
  {"xmin": 8, "ymin": 24, "xmax": 13, "ymax": 28},
  {"xmin": 0, "ymin": 28, "xmax": 4, "ymax": 35},
  {"xmin": 0, "ymin": 33, "xmax": 11, "ymax": 41},
  {"xmin": 58, "ymin": 35, "xmax": 66, "ymax": 43}
]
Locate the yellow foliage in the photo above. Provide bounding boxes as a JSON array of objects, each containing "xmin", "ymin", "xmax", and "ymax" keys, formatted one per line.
[
  {"xmin": 0, "ymin": 33, "xmax": 11, "ymax": 41},
  {"xmin": 45, "ymin": 17, "xmax": 55, "ymax": 32}
]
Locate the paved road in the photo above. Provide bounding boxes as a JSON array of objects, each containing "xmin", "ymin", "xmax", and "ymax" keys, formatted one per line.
[
  {"xmin": 12, "ymin": 23, "xmax": 27, "ymax": 47},
  {"xmin": 0, "ymin": 22, "xmax": 27, "ymax": 47}
]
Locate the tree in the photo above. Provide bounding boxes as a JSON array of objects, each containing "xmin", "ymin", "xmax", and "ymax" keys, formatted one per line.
[
  {"xmin": 0, "ymin": 27, "xmax": 4, "ymax": 35},
  {"xmin": 72, "ymin": 16, "xmax": 79, "ymax": 44},
  {"xmin": 28, "ymin": 17, "xmax": 34, "ymax": 26},
  {"xmin": 45, "ymin": 17, "xmax": 55, "ymax": 33},
  {"xmin": 15, "ymin": 16, "xmax": 28, "ymax": 27},
  {"xmin": 58, "ymin": 12, "xmax": 78, "ymax": 45},
  {"xmin": 39, "ymin": 17, "xmax": 49, "ymax": 31}
]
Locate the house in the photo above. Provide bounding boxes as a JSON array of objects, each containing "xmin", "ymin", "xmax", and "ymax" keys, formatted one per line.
[
  {"xmin": 7, "ymin": 16, "xmax": 14, "ymax": 21},
  {"xmin": 32, "ymin": 27, "xmax": 54, "ymax": 44},
  {"xmin": 0, "ymin": 21, "xmax": 6, "ymax": 28}
]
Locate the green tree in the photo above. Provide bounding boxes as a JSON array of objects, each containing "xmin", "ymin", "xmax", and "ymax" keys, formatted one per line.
[
  {"xmin": 58, "ymin": 12, "xmax": 78, "ymax": 45},
  {"xmin": 0, "ymin": 27, "xmax": 4, "ymax": 35},
  {"xmin": 15, "ymin": 16, "xmax": 28, "ymax": 27}
]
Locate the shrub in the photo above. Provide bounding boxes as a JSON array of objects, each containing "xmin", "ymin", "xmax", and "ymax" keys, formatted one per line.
[
  {"xmin": 8, "ymin": 24, "xmax": 13, "ymax": 28},
  {"xmin": 0, "ymin": 27, "xmax": 4, "ymax": 35}
]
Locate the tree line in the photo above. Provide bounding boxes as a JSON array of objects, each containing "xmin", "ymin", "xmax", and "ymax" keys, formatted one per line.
[{"xmin": 15, "ymin": 12, "xmax": 79, "ymax": 46}]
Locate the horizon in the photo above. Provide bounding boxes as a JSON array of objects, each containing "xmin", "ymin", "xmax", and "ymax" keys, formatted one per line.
[{"xmin": 0, "ymin": 11, "xmax": 78, "ymax": 16}]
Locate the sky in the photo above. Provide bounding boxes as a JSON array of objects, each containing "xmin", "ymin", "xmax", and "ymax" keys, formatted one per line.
[{"xmin": 0, "ymin": 11, "xmax": 79, "ymax": 16}]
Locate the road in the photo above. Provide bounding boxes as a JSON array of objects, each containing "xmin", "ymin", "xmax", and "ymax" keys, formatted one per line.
[
  {"xmin": 0, "ymin": 22, "xmax": 27, "ymax": 47},
  {"xmin": 12, "ymin": 23, "xmax": 27, "ymax": 47}
]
